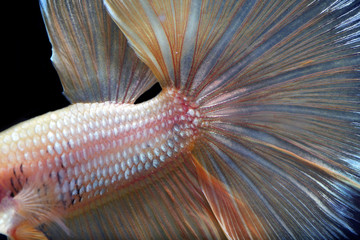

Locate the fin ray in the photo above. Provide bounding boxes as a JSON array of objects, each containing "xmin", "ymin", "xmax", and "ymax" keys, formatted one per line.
[
  {"xmin": 105, "ymin": 0, "xmax": 360, "ymax": 238},
  {"xmin": 40, "ymin": 0, "xmax": 157, "ymax": 103},
  {"xmin": 9, "ymin": 175, "xmax": 70, "ymax": 240}
]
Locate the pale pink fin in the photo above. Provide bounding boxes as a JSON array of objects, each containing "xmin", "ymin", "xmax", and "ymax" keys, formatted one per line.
[
  {"xmin": 39, "ymin": 0, "xmax": 157, "ymax": 103},
  {"xmin": 9, "ymin": 175, "xmax": 69, "ymax": 240},
  {"xmin": 40, "ymin": 154, "xmax": 225, "ymax": 239},
  {"xmin": 105, "ymin": 0, "xmax": 360, "ymax": 239},
  {"xmin": 104, "ymin": 0, "xmax": 201, "ymax": 88}
]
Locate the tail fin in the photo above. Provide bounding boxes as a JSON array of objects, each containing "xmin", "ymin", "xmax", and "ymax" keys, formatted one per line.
[{"xmin": 105, "ymin": 0, "xmax": 360, "ymax": 238}]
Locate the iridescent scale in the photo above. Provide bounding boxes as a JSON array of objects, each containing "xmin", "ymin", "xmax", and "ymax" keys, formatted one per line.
[{"xmin": 0, "ymin": 89, "xmax": 201, "ymax": 210}]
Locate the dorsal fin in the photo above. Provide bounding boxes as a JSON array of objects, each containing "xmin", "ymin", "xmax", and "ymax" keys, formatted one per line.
[{"xmin": 40, "ymin": 0, "xmax": 157, "ymax": 103}]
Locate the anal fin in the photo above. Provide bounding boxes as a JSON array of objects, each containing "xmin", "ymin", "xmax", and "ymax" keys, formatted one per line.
[{"xmin": 41, "ymin": 154, "xmax": 225, "ymax": 239}]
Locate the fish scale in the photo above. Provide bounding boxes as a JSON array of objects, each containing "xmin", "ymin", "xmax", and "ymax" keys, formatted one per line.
[
  {"xmin": 1, "ymin": 0, "xmax": 359, "ymax": 239},
  {"xmin": 0, "ymin": 89, "xmax": 201, "ymax": 211}
]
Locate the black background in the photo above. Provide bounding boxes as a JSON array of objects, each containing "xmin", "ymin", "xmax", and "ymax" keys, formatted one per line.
[
  {"xmin": 2, "ymin": 1, "xmax": 64, "ymax": 237},
  {"xmin": 2, "ymin": 1, "xmax": 359, "ymax": 240},
  {"xmin": 3, "ymin": 1, "xmax": 68, "ymax": 132},
  {"xmin": 1, "ymin": 2, "xmax": 159, "ymax": 238},
  {"xmin": 2, "ymin": 1, "xmax": 160, "ymax": 133}
]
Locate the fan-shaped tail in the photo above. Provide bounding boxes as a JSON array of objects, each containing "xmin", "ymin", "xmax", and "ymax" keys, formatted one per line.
[{"xmin": 105, "ymin": 0, "xmax": 360, "ymax": 238}]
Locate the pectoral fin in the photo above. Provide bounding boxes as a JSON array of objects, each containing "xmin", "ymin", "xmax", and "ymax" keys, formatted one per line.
[{"xmin": 7, "ymin": 177, "xmax": 69, "ymax": 240}]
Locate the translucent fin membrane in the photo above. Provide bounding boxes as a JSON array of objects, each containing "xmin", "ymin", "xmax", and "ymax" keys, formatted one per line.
[
  {"xmin": 40, "ymin": 0, "xmax": 157, "ymax": 103},
  {"xmin": 105, "ymin": 0, "xmax": 360, "ymax": 238},
  {"xmin": 40, "ymin": 155, "xmax": 225, "ymax": 239},
  {"xmin": 104, "ymin": 0, "xmax": 198, "ymax": 88},
  {"xmin": 194, "ymin": 126, "xmax": 360, "ymax": 239}
]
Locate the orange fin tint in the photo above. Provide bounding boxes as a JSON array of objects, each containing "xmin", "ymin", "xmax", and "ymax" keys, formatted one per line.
[
  {"xmin": 104, "ymin": 0, "xmax": 200, "ymax": 88},
  {"xmin": 36, "ymin": 0, "xmax": 360, "ymax": 238},
  {"xmin": 13, "ymin": 223, "xmax": 48, "ymax": 240},
  {"xmin": 194, "ymin": 127, "xmax": 360, "ymax": 239},
  {"xmin": 193, "ymin": 155, "xmax": 267, "ymax": 239},
  {"xmin": 103, "ymin": 0, "xmax": 360, "ymax": 238},
  {"xmin": 40, "ymin": 0, "xmax": 157, "ymax": 103}
]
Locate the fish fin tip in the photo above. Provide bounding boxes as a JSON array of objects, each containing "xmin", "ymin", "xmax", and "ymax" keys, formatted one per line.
[
  {"xmin": 106, "ymin": 1, "xmax": 360, "ymax": 238},
  {"xmin": 193, "ymin": 130, "xmax": 360, "ymax": 239},
  {"xmin": 40, "ymin": 0, "xmax": 157, "ymax": 103}
]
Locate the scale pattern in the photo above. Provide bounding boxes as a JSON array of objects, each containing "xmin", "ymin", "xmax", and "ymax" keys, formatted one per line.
[{"xmin": 0, "ymin": 89, "xmax": 201, "ymax": 212}]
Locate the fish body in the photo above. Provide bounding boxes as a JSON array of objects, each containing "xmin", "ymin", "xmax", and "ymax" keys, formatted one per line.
[
  {"xmin": 0, "ymin": 89, "xmax": 204, "ymax": 237},
  {"xmin": 1, "ymin": 0, "xmax": 360, "ymax": 239}
]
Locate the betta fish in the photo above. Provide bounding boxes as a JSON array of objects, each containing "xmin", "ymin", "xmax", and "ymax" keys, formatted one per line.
[{"xmin": 1, "ymin": 0, "xmax": 360, "ymax": 239}]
